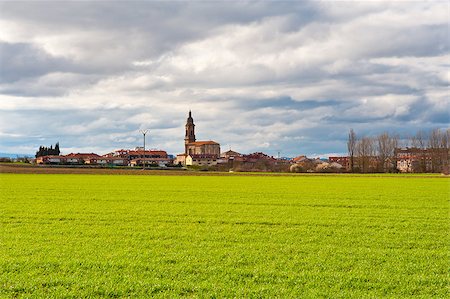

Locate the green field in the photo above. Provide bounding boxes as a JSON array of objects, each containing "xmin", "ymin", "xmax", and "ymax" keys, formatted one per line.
[{"xmin": 0, "ymin": 173, "xmax": 448, "ymax": 298}]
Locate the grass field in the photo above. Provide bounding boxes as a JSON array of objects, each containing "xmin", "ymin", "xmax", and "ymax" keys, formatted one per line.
[{"xmin": 0, "ymin": 173, "xmax": 448, "ymax": 298}]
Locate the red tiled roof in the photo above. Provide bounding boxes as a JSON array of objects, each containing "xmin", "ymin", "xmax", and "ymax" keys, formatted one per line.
[
  {"xmin": 90, "ymin": 157, "xmax": 126, "ymax": 161},
  {"xmin": 65, "ymin": 153, "xmax": 101, "ymax": 158},
  {"xmin": 130, "ymin": 158, "xmax": 172, "ymax": 162},
  {"xmin": 128, "ymin": 150, "xmax": 167, "ymax": 156},
  {"xmin": 292, "ymin": 155, "xmax": 307, "ymax": 162},
  {"xmin": 109, "ymin": 149, "xmax": 168, "ymax": 157},
  {"xmin": 244, "ymin": 152, "xmax": 274, "ymax": 159},
  {"xmin": 189, "ymin": 154, "xmax": 218, "ymax": 159},
  {"xmin": 188, "ymin": 141, "xmax": 219, "ymax": 146},
  {"xmin": 222, "ymin": 150, "xmax": 241, "ymax": 156}
]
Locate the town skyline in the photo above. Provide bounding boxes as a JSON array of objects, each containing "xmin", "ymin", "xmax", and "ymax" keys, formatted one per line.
[{"xmin": 0, "ymin": 1, "xmax": 448, "ymax": 157}]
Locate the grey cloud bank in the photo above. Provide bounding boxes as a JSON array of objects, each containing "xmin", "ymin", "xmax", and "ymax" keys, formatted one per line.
[{"xmin": 0, "ymin": 1, "xmax": 448, "ymax": 156}]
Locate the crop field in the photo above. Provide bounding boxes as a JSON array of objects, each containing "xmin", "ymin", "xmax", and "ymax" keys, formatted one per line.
[{"xmin": 0, "ymin": 173, "xmax": 448, "ymax": 298}]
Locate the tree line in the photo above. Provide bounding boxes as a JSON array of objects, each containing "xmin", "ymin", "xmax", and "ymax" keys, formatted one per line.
[
  {"xmin": 35, "ymin": 142, "xmax": 60, "ymax": 158},
  {"xmin": 347, "ymin": 128, "xmax": 449, "ymax": 173}
]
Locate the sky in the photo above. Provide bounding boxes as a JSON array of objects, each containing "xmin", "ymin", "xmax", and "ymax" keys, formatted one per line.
[{"xmin": 0, "ymin": 1, "xmax": 448, "ymax": 157}]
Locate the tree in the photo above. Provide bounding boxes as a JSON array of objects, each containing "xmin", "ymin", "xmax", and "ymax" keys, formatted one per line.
[
  {"xmin": 376, "ymin": 132, "xmax": 398, "ymax": 172},
  {"xmin": 347, "ymin": 129, "xmax": 357, "ymax": 172},
  {"xmin": 411, "ymin": 131, "xmax": 427, "ymax": 172},
  {"xmin": 390, "ymin": 134, "xmax": 400, "ymax": 172},
  {"xmin": 55, "ymin": 142, "xmax": 60, "ymax": 155},
  {"xmin": 376, "ymin": 133, "xmax": 389, "ymax": 172},
  {"xmin": 442, "ymin": 129, "xmax": 450, "ymax": 174},
  {"xmin": 35, "ymin": 142, "xmax": 61, "ymax": 158},
  {"xmin": 428, "ymin": 129, "xmax": 448, "ymax": 173},
  {"xmin": 356, "ymin": 136, "xmax": 375, "ymax": 173}
]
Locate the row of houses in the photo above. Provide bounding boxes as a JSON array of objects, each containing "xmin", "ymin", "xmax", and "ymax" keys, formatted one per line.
[
  {"xmin": 35, "ymin": 145, "xmax": 448, "ymax": 173},
  {"xmin": 36, "ymin": 148, "xmax": 173, "ymax": 167},
  {"xmin": 36, "ymin": 147, "xmax": 291, "ymax": 170},
  {"xmin": 179, "ymin": 150, "xmax": 291, "ymax": 167}
]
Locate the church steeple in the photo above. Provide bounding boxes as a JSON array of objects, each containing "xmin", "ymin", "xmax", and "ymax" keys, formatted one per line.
[{"xmin": 185, "ymin": 110, "xmax": 195, "ymax": 153}]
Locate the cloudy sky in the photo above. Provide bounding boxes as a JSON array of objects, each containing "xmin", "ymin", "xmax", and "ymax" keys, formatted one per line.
[{"xmin": 0, "ymin": 1, "xmax": 448, "ymax": 157}]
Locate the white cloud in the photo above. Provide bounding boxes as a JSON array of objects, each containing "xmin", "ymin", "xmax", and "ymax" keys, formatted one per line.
[{"xmin": 0, "ymin": 1, "xmax": 448, "ymax": 156}]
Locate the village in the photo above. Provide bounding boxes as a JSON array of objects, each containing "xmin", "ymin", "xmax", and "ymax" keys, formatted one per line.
[{"xmin": 27, "ymin": 111, "xmax": 449, "ymax": 174}]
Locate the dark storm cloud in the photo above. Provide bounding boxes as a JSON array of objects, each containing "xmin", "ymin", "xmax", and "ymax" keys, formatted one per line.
[
  {"xmin": 0, "ymin": 42, "xmax": 72, "ymax": 82},
  {"xmin": 0, "ymin": 73, "xmax": 100, "ymax": 97}
]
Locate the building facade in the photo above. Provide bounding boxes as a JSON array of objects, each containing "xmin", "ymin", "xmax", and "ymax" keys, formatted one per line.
[
  {"xmin": 394, "ymin": 147, "xmax": 449, "ymax": 173},
  {"xmin": 178, "ymin": 111, "xmax": 220, "ymax": 166},
  {"xmin": 328, "ymin": 156, "xmax": 350, "ymax": 170}
]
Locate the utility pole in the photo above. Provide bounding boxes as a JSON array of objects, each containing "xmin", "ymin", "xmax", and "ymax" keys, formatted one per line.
[{"xmin": 139, "ymin": 129, "xmax": 148, "ymax": 170}]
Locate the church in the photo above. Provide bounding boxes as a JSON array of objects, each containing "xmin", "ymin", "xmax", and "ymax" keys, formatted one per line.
[{"xmin": 176, "ymin": 111, "xmax": 220, "ymax": 166}]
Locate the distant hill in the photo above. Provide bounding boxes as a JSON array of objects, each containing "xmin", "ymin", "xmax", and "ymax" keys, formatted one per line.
[{"xmin": 0, "ymin": 153, "xmax": 33, "ymax": 159}]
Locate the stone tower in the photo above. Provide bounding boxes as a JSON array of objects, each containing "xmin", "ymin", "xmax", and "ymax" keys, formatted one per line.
[{"xmin": 184, "ymin": 110, "xmax": 195, "ymax": 154}]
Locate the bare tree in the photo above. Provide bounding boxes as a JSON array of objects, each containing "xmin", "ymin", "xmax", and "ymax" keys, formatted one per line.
[
  {"xmin": 377, "ymin": 132, "xmax": 389, "ymax": 172},
  {"xmin": 347, "ymin": 128, "xmax": 447, "ymax": 174},
  {"xmin": 442, "ymin": 129, "xmax": 449, "ymax": 149},
  {"xmin": 390, "ymin": 134, "xmax": 400, "ymax": 172},
  {"xmin": 411, "ymin": 130, "xmax": 427, "ymax": 172},
  {"xmin": 356, "ymin": 136, "xmax": 375, "ymax": 173},
  {"xmin": 442, "ymin": 129, "xmax": 450, "ymax": 174},
  {"xmin": 376, "ymin": 132, "xmax": 399, "ymax": 172},
  {"xmin": 428, "ymin": 128, "xmax": 446, "ymax": 173},
  {"xmin": 347, "ymin": 129, "xmax": 357, "ymax": 172}
]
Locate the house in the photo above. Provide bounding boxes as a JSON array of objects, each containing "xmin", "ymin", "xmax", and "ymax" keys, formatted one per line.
[
  {"xmin": 393, "ymin": 147, "xmax": 449, "ymax": 173},
  {"xmin": 37, "ymin": 153, "xmax": 99, "ymax": 165},
  {"xmin": 127, "ymin": 149, "xmax": 168, "ymax": 160},
  {"xmin": 186, "ymin": 154, "xmax": 218, "ymax": 166},
  {"xmin": 234, "ymin": 152, "xmax": 278, "ymax": 171},
  {"xmin": 242, "ymin": 152, "xmax": 276, "ymax": 163},
  {"xmin": 175, "ymin": 154, "xmax": 187, "ymax": 165},
  {"xmin": 130, "ymin": 157, "xmax": 172, "ymax": 167},
  {"xmin": 329, "ymin": 156, "xmax": 350, "ymax": 170},
  {"xmin": 108, "ymin": 148, "xmax": 168, "ymax": 160},
  {"xmin": 101, "ymin": 148, "xmax": 169, "ymax": 166},
  {"xmin": 86, "ymin": 157, "xmax": 128, "ymax": 166},
  {"xmin": 65, "ymin": 153, "xmax": 101, "ymax": 164},
  {"xmin": 108, "ymin": 157, "xmax": 128, "ymax": 166},
  {"xmin": 36, "ymin": 155, "xmax": 66, "ymax": 164},
  {"xmin": 292, "ymin": 155, "xmax": 308, "ymax": 164},
  {"xmin": 85, "ymin": 157, "xmax": 108, "ymax": 165},
  {"xmin": 218, "ymin": 149, "xmax": 243, "ymax": 164},
  {"xmin": 221, "ymin": 150, "xmax": 242, "ymax": 159}
]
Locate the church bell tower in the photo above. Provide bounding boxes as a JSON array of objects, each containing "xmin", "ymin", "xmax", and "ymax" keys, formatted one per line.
[{"xmin": 185, "ymin": 110, "xmax": 195, "ymax": 154}]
